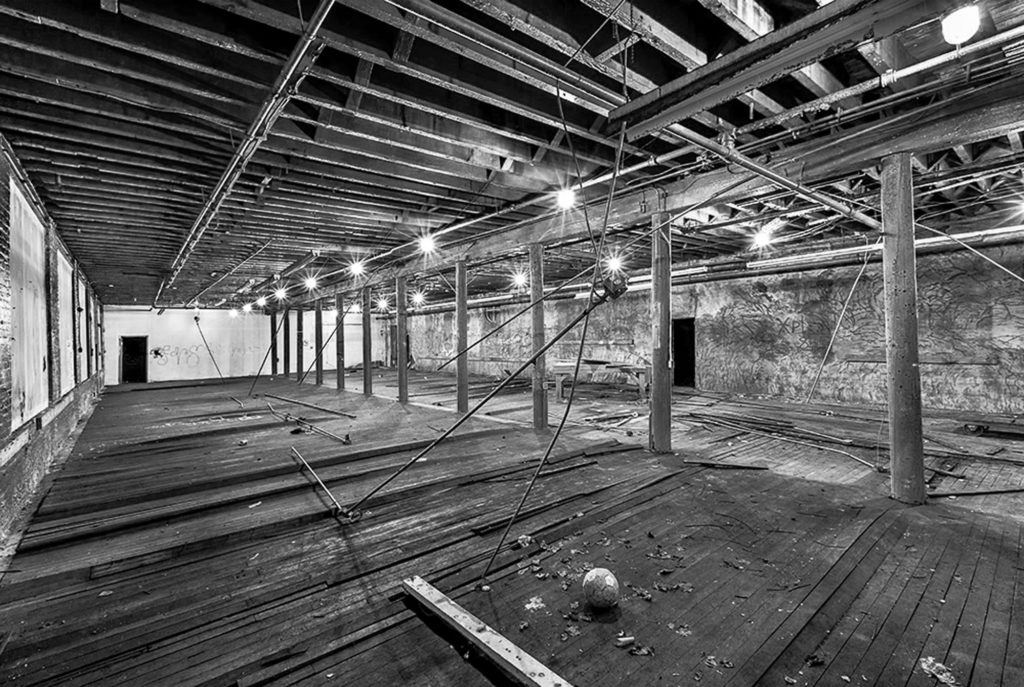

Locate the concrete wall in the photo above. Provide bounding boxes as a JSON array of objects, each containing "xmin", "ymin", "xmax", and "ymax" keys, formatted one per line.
[{"xmin": 408, "ymin": 244, "xmax": 1024, "ymax": 414}]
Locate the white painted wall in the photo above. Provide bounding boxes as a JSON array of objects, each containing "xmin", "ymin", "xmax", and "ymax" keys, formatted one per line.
[
  {"xmin": 102, "ymin": 308, "xmax": 271, "ymax": 385},
  {"xmin": 275, "ymin": 309, "xmax": 364, "ymax": 375}
]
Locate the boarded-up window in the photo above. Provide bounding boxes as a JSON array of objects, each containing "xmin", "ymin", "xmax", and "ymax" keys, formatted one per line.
[
  {"xmin": 9, "ymin": 178, "xmax": 48, "ymax": 428},
  {"xmin": 57, "ymin": 250, "xmax": 74, "ymax": 396}
]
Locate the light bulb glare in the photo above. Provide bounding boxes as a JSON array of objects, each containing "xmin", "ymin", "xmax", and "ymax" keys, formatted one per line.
[
  {"xmin": 228, "ymin": 309, "xmax": 239, "ymax": 318},
  {"xmin": 304, "ymin": 276, "xmax": 318, "ymax": 290},
  {"xmin": 411, "ymin": 291, "xmax": 425, "ymax": 306},
  {"xmin": 275, "ymin": 288, "xmax": 287, "ymax": 301},
  {"xmin": 605, "ymin": 256, "xmax": 624, "ymax": 273},
  {"xmin": 377, "ymin": 297, "xmax": 390, "ymax": 312},
  {"xmin": 753, "ymin": 228, "xmax": 773, "ymax": 248},
  {"xmin": 418, "ymin": 234, "xmax": 436, "ymax": 255},
  {"xmin": 511, "ymin": 270, "xmax": 528, "ymax": 288},
  {"xmin": 556, "ymin": 188, "xmax": 576, "ymax": 210},
  {"xmin": 255, "ymin": 296, "xmax": 267, "ymax": 307},
  {"xmin": 349, "ymin": 260, "xmax": 365, "ymax": 276},
  {"xmin": 942, "ymin": 5, "xmax": 980, "ymax": 45}
]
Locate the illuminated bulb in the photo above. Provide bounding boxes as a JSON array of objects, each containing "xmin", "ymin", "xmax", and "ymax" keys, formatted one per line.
[
  {"xmin": 349, "ymin": 260, "xmax": 365, "ymax": 276},
  {"xmin": 242, "ymin": 303, "xmax": 252, "ymax": 314},
  {"xmin": 376, "ymin": 297, "xmax": 390, "ymax": 312},
  {"xmin": 228, "ymin": 309, "xmax": 239, "ymax": 318},
  {"xmin": 942, "ymin": 4, "xmax": 980, "ymax": 45},
  {"xmin": 753, "ymin": 228, "xmax": 773, "ymax": 248},
  {"xmin": 556, "ymin": 187, "xmax": 576, "ymax": 210},
  {"xmin": 511, "ymin": 270, "xmax": 528, "ymax": 288},
  {"xmin": 605, "ymin": 255, "xmax": 624, "ymax": 273},
  {"xmin": 255, "ymin": 296, "xmax": 267, "ymax": 307},
  {"xmin": 411, "ymin": 291, "xmax": 426, "ymax": 306},
  {"xmin": 304, "ymin": 276, "xmax": 318, "ymax": 290},
  {"xmin": 274, "ymin": 288, "xmax": 287, "ymax": 301},
  {"xmin": 417, "ymin": 234, "xmax": 436, "ymax": 254}
]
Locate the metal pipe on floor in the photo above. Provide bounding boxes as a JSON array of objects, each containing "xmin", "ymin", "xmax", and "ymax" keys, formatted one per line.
[{"xmin": 290, "ymin": 446, "xmax": 346, "ymax": 515}]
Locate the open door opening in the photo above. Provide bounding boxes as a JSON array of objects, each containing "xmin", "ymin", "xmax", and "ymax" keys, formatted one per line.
[
  {"xmin": 672, "ymin": 318, "xmax": 696, "ymax": 387},
  {"xmin": 121, "ymin": 336, "xmax": 148, "ymax": 383}
]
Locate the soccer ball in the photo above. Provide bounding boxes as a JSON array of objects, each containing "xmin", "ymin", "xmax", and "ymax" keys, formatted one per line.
[{"xmin": 582, "ymin": 568, "xmax": 620, "ymax": 609}]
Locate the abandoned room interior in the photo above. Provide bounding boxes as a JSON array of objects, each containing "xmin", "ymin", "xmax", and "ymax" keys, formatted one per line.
[{"xmin": 1, "ymin": 0, "xmax": 1024, "ymax": 684}]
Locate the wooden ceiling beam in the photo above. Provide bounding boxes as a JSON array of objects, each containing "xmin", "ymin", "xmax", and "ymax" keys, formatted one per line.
[
  {"xmin": 693, "ymin": 0, "xmax": 860, "ymax": 109},
  {"xmin": 0, "ymin": 0, "xmax": 274, "ymax": 90},
  {"xmin": 376, "ymin": 80, "xmax": 1024, "ymax": 279},
  {"xmin": 613, "ymin": 0, "xmax": 957, "ymax": 139},
  {"xmin": 576, "ymin": 0, "xmax": 789, "ymax": 121}
]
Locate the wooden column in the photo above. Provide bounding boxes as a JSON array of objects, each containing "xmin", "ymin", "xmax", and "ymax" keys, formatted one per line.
[
  {"xmin": 649, "ymin": 212, "xmax": 672, "ymax": 453},
  {"xmin": 295, "ymin": 307, "xmax": 304, "ymax": 381},
  {"xmin": 362, "ymin": 288, "xmax": 373, "ymax": 395},
  {"xmin": 335, "ymin": 293, "xmax": 345, "ymax": 390},
  {"xmin": 881, "ymin": 152, "xmax": 926, "ymax": 505},
  {"xmin": 455, "ymin": 261, "xmax": 469, "ymax": 414},
  {"xmin": 314, "ymin": 299, "xmax": 324, "ymax": 385},
  {"xmin": 84, "ymin": 292, "xmax": 93, "ymax": 378},
  {"xmin": 529, "ymin": 244, "xmax": 547, "ymax": 429},
  {"xmin": 282, "ymin": 308, "xmax": 291, "ymax": 375},
  {"xmin": 396, "ymin": 276, "xmax": 409, "ymax": 403},
  {"xmin": 270, "ymin": 312, "xmax": 279, "ymax": 375}
]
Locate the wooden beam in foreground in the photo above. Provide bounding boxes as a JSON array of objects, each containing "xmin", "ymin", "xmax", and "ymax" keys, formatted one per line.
[{"xmin": 402, "ymin": 576, "xmax": 574, "ymax": 687}]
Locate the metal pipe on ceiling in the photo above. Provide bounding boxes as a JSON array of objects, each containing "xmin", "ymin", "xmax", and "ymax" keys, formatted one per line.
[{"xmin": 153, "ymin": 0, "xmax": 339, "ymax": 307}]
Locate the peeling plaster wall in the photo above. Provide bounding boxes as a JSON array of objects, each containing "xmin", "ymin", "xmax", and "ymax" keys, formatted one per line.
[{"xmin": 408, "ymin": 244, "xmax": 1024, "ymax": 414}]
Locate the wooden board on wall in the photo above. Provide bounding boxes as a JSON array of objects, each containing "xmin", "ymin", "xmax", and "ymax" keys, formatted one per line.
[
  {"xmin": 76, "ymin": 277, "xmax": 87, "ymax": 380},
  {"xmin": 9, "ymin": 178, "xmax": 49, "ymax": 429},
  {"xmin": 56, "ymin": 250, "xmax": 74, "ymax": 396}
]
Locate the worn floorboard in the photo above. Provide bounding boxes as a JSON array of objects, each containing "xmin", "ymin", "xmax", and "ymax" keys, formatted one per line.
[{"xmin": 0, "ymin": 375, "xmax": 1020, "ymax": 686}]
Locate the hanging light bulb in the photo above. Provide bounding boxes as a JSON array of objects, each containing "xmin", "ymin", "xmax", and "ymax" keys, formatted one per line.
[
  {"xmin": 377, "ymin": 297, "xmax": 390, "ymax": 312},
  {"xmin": 753, "ymin": 227, "xmax": 773, "ymax": 248},
  {"xmin": 349, "ymin": 260, "xmax": 365, "ymax": 276},
  {"xmin": 605, "ymin": 255, "xmax": 624, "ymax": 273},
  {"xmin": 242, "ymin": 303, "xmax": 252, "ymax": 314},
  {"xmin": 275, "ymin": 287, "xmax": 287, "ymax": 301},
  {"xmin": 418, "ymin": 234, "xmax": 437, "ymax": 254},
  {"xmin": 255, "ymin": 296, "xmax": 267, "ymax": 307},
  {"xmin": 511, "ymin": 270, "xmax": 528, "ymax": 289},
  {"xmin": 942, "ymin": 4, "xmax": 980, "ymax": 45},
  {"xmin": 304, "ymin": 276, "xmax": 318, "ymax": 290},
  {"xmin": 556, "ymin": 187, "xmax": 576, "ymax": 210},
  {"xmin": 411, "ymin": 291, "xmax": 426, "ymax": 306}
]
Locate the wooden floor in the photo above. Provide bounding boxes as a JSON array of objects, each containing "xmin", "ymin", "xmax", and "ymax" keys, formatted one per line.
[{"xmin": 0, "ymin": 374, "xmax": 1021, "ymax": 686}]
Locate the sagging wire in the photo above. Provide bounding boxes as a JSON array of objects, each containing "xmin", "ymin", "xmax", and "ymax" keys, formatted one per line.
[
  {"xmin": 194, "ymin": 316, "xmax": 224, "ymax": 380},
  {"xmin": 247, "ymin": 312, "xmax": 288, "ymax": 396},
  {"xmin": 478, "ymin": 125, "xmax": 628, "ymax": 584},
  {"xmin": 435, "ymin": 263, "xmax": 597, "ymax": 371},
  {"xmin": 802, "ymin": 236, "xmax": 880, "ymax": 404},
  {"xmin": 340, "ymin": 13, "xmax": 633, "ymax": 523}
]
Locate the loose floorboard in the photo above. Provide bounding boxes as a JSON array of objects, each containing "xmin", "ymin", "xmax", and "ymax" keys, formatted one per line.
[{"xmin": 0, "ymin": 375, "xmax": 1021, "ymax": 686}]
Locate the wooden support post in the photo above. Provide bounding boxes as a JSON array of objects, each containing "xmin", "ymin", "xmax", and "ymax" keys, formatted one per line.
[
  {"xmin": 396, "ymin": 276, "xmax": 409, "ymax": 403},
  {"xmin": 649, "ymin": 213, "xmax": 672, "ymax": 453},
  {"xmin": 335, "ymin": 293, "xmax": 345, "ymax": 390},
  {"xmin": 270, "ymin": 312, "xmax": 279, "ymax": 375},
  {"xmin": 362, "ymin": 288, "xmax": 373, "ymax": 396},
  {"xmin": 283, "ymin": 308, "xmax": 291, "ymax": 375},
  {"xmin": 295, "ymin": 307, "xmax": 304, "ymax": 382},
  {"xmin": 85, "ymin": 293, "xmax": 93, "ymax": 378},
  {"xmin": 529, "ymin": 244, "xmax": 548, "ymax": 429},
  {"xmin": 455, "ymin": 261, "xmax": 469, "ymax": 414},
  {"xmin": 881, "ymin": 152, "xmax": 926, "ymax": 505},
  {"xmin": 314, "ymin": 299, "xmax": 324, "ymax": 385}
]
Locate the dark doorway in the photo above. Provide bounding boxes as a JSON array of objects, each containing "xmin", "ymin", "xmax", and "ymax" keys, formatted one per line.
[
  {"xmin": 121, "ymin": 336, "xmax": 148, "ymax": 383},
  {"xmin": 672, "ymin": 318, "xmax": 696, "ymax": 387}
]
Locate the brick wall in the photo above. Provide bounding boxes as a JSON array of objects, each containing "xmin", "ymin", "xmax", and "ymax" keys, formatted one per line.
[
  {"xmin": 0, "ymin": 143, "xmax": 104, "ymax": 543},
  {"xmin": 408, "ymin": 243, "xmax": 1024, "ymax": 415}
]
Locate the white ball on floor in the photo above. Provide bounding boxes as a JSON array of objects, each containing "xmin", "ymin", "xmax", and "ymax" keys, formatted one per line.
[{"xmin": 582, "ymin": 567, "xmax": 620, "ymax": 609}]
